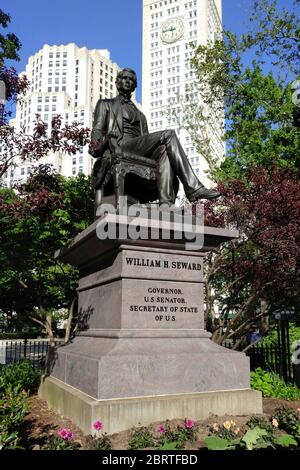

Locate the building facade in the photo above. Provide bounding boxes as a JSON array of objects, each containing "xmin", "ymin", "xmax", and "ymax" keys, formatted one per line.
[
  {"xmin": 3, "ymin": 43, "xmax": 122, "ymax": 187},
  {"xmin": 142, "ymin": 0, "xmax": 224, "ymax": 188}
]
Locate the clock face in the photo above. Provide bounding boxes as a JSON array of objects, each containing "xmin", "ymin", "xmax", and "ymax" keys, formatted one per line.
[{"xmin": 160, "ymin": 18, "xmax": 184, "ymax": 44}]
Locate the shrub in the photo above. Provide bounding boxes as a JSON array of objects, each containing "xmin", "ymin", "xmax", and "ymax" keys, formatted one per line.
[
  {"xmin": 128, "ymin": 426, "xmax": 155, "ymax": 450},
  {"xmin": 0, "ymin": 380, "xmax": 28, "ymax": 450},
  {"xmin": 272, "ymin": 407, "xmax": 300, "ymax": 437},
  {"xmin": 91, "ymin": 433, "xmax": 112, "ymax": 450},
  {"xmin": 0, "ymin": 329, "xmax": 42, "ymax": 340},
  {"xmin": 156, "ymin": 419, "xmax": 197, "ymax": 450},
  {"xmin": 89, "ymin": 420, "xmax": 112, "ymax": 450},
  {"xmin": 0, "ymin": 360, "xmax": 42, "ymax": 394},
  {"xmin": 41, "ymin": 429, "xmax": 79, "ymax": 450},
  {"xmin": 250, "ymin": 368, "xmax": 300, "ymax": 400}
]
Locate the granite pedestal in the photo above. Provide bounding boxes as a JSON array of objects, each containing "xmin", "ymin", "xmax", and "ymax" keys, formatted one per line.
[{"xmin": 39, "ymin": 212, "xmax": 262, "ymax": 434}]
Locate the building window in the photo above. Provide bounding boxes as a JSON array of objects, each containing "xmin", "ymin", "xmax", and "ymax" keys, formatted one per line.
[
  {"xmin": 72, "ymin": 157, "xmax": 76, "ymax": 165},
  {"xmin": 48, "ymin": 87, "xmax": 52, "ymax": 92},
  {"xmin": 72, "ymin": 167, "xmax": 76, "ymax": 175},
  {"xmin": 62, "ymin": 86, "xmax": 66, "ymax": 91}
]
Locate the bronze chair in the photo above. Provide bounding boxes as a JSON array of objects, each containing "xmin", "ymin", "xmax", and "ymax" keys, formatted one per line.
[{"xmin": 92, "ymin": 149, "xmax": 158, "ymax": 214}]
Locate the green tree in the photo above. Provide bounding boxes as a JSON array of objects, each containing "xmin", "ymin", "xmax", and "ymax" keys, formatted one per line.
[
  {"xmin": 0, "ymin": 9, "xmax": 21, "ymax": 66},
  {"xmin": 173, "ymin": 0, "xmax": 300, "ymax": 182},
  {"xmin": 0, "ymin": 166, "xmax": 94, "ymax": 340},
  {"xmin": 179, "ymin": 0, "xmax": 300, "ymax": 346}
]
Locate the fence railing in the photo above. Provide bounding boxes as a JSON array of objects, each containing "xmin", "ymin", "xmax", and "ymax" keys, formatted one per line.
[
  {"xmin": 223, "ymin": 341, "xmax": 299, "ymax": 385},
  {"xmin": 0, "ymin": 339, "xmax": 64, "ymax": 368},
  {"xmin": 247, "ymin": 343, "xmax": 297, "ymax": 384}
]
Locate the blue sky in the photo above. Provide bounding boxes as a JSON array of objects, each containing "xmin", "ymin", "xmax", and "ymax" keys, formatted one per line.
[{"xmin": 1, "ymin": 0, "xmax": 297, "ymax": 103}]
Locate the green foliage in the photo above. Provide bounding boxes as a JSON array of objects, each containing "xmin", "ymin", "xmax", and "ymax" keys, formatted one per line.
[
  {"xmin": 246, "ymin": 415, "xmax": 273, "ymax": 433},
  {"xmin": 272, "ymin": 407, "xmax": 300, "ymax": 437},
  {"xmin": 209, "ymin": 420, "xmax": 239, "ymax": 440},
  {"xmin": 157, "ymin": 420, "xmax": 197, "ymax": 450},
  {"xmin": 274, "ymin": 434, "xmax": 298, "ymax": 448},
  {"xmin": 242, "ymin": 427, "xmax": 270, "ymax": 450},
  {"xmin": 0, "ymin": 360, "xmax": 42, "ymax": 394},
  {"xmin": 41, "ymin": 436, "xmax": 79, "ymax": 451},
  {"xmin": 91, "ymin": 433, "xmax": 112, "ymax": 450},
  {"xmin": 0, "ymin": 379, "xmax": 28, "ymax": 450},
  {"xmin": 242, "ymin": 0, "xmax": 300, "ymax": 73},
  {"xmin": 204, "ymin": 436, "xmax": 237, "ymax": 451},
  {"xmin": 250, "ymin": 368, "xmax": 300, "ymax": 400},
  {"xmin": 159, "ymin": 441, "xmax": 179, "ymax": 450},
  {"xmin": 0, "ymin": 168, "xmax": 94, "ymax": 334},
  {"xmin": 0, "ymin": 429, "xmax": 21, "ymax": 450},
  {"xmin": 0, "ymin": 329, "xmax": 43, "ymax": 339},
  {"xmin": 128, "ymin": 426, "xmax": 155, "ymax": 450},
  {"xmin": 263, "ymin": 323, "xmax": 300, "ymax": 354},
  {"xmin": 205, "ymin": 419, "xmax": 300, "ymax": 451},
  {"xmin": 128, "ymin": 420, "xmax": 197, "ymax": 450},
  {"xmin": 0, "ymin": 9, "xmax": 21, "ymax": 64}
]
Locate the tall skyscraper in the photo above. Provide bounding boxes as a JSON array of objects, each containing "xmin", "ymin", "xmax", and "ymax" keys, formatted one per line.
[
  {"xmin": 142, "ymin": 0, "xmax": 224, "ymax": 188},
  {"xmin": 3, "ymin": 43, "xmax": 122, "ymax": 187}
]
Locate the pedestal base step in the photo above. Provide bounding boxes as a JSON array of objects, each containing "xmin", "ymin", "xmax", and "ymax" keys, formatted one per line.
[{"xmin": 39, "ymin": 376, "xmax": 262, "ymax": 435}]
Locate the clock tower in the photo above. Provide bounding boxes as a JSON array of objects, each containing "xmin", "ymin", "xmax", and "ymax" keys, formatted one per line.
[{"xmin": 142, "ymin": 0, "xmax": 224, "ymax": 188}]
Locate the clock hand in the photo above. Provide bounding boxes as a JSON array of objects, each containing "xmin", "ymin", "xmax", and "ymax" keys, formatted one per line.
[{"xmin": 162, "ymin": 26, "xmax": 177, "ymax": 34}]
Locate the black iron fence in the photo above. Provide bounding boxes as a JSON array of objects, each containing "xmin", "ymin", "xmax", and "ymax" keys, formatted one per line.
[
  {"xmin": 224, "ymin": 341, "xmax": 299, "ymax": 386},
  {"xmin": 247, "ymin": 343, "xmax": 295, "ymax": 383},
  {"xmin": 0, "ymin": 338, "xmax": 63, "ymax": 368}
]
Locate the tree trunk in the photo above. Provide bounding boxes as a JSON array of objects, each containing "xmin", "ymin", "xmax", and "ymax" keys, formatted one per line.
[{"xmin": 260, "ymin": 299, "xmax": 269, "ymax": 335}]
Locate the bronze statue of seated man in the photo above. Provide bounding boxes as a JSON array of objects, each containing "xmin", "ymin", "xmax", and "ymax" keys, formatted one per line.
[{"xmin": 89, "ymin": 68, "xmax": 220, "ymax": 207}]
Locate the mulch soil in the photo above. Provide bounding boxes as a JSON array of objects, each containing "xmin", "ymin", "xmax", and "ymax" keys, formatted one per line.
[{"xmin": 21, "ymin": 395, "xmax": 300, "ymax": 450}]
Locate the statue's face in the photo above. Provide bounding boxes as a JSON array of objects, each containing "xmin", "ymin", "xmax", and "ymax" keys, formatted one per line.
[{"xmin": 117, "ymin": 71, "xmax": 137, "ymax": 95}]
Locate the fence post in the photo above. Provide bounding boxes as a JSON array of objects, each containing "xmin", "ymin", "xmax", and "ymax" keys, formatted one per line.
[{"xmin": 24, "ymin": 338, "xmax": 27, "ymax": 359}]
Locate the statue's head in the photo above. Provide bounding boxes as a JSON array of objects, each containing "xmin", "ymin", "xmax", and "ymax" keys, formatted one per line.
[{"xmin": 116, "ymin": 68, "xmax": 137, "ymax": 94}]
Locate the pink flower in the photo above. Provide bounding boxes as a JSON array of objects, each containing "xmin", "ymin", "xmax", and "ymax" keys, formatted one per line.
[
  {"xmin": 158, "ymin": 425, "xmax": 165, "ymax": 434},
  {"xmin": 93, "ymin": 420, "xmax": 103, "ymax": 431},
  {"xmin": 58, "ymin": 428, "xmax": 74, "ymax": 440},
  {"xmin": 185, "ymin": 419, "xmax": 194, "ymax": 429}
]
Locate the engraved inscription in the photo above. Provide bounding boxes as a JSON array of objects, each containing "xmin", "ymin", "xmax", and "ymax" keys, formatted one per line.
[{"xmin": 129, "ymin": 286, "xmax": 199, "ymax": 323}]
